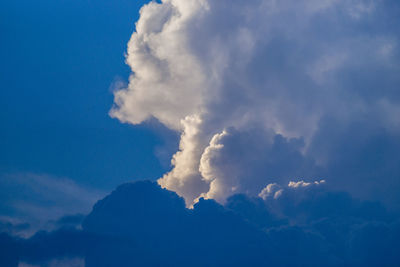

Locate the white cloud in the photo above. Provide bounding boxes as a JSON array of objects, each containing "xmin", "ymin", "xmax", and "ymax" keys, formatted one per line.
[
  {"xmin": 288, "ymin": 180, "xmax": 325, "ymax": 188},
  {"xmin": 258, "ymin": 183, "xmax": 283, "ymax": 200},
  {"xmin": 111, "ymin": 0, "xmax": 400, "ymax": 206},
  {"xmin": 259, "ymin": 179, "xmax": 326, "ymax": 203},
  {"xmin": 158, "ymin": 115, "xmax": 209, "ymax": 204}
]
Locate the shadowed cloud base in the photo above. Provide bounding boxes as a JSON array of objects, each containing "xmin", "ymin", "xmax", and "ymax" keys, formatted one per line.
[{"xmin": 1, "ymin": 181, "xmax": 399, "ymax": 266}]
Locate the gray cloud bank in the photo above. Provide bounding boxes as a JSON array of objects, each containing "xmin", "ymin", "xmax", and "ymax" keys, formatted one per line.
[
  {"xmin": 1, "ymin": 181, "xmax": 399, "ymax": 266},
  {"xmin": 110, "ymin": 0, "xmax": 400, "ymax": 208}
]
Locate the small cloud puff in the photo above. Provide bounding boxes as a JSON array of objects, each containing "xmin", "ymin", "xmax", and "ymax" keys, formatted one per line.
[
  {"xmin": 259, "ymin": 179, "xmax": 325, "ymax": 200},
  {"xmin": 288, "ymin": 179, "xmax": 326, "ymax": 188}
]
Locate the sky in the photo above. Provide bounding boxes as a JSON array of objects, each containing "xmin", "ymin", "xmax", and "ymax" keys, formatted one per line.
[
  {"xmin": 0, "ymin": 0, "xmax": 177, "ymax": 186},
  {"xmin": 0, "ymin": 0, "xmax": 178, "ymax": 232},
  {"xmin": 1, "ymin": 0, "xmax": 400, "ymax": 266}
]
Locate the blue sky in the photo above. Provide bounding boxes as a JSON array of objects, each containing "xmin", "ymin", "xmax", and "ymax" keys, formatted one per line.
[
  {"xmin": 0, "ymin": 0, "xmax": 176, "ymax": 189},
  {"xmin": 0, "ymin": 0, "xmax": 179, "ymax": 232}
]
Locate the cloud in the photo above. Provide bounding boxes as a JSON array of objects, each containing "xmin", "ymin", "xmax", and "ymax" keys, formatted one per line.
[
  {"xmin": 288, "ymin": 179, "xmax": 326, "ymax": 188},
  {"xmin": 2, "ymin": 181, "xmax": 399, "ymax": 266},
  {"xmin": 110, "ymin": 0, "xmax": 400, "ymax": 207},
  {"xmin": 0, "ymin": 173, "xmax": 104, "ymax": 236},
  {"xmin": 198, "ymin": 129, "xmax": 316, "ymax": 203},
  {"xmin": 307, "ymin": 116, "xmax": 400, "ymax": 209},
  {"xmin": 18, "ymin": 258, "xmax": 84, "ymax": 267},
  {"xmin": 0, "ymin": 217, "xmax": 31, "ymax": 237},
  {"xmin": 256, "ymin": 180, "xmax": 391, "ymax": 224},
  {"xmin": 82, "ymin": 181, "xmax": 272, "ymax": 266}
]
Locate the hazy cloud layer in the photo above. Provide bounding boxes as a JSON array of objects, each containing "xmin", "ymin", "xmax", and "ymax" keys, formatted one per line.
[
  {"xmin": 111, "ymin": 0, "xmax": 400, "ymax": 206},
  {"xmin": 0, "ymin": 173, "xmax": 104, "ymax": 236}
]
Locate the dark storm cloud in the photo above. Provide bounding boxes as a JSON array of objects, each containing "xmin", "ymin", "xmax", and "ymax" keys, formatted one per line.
[{"xmin": 2, "ymin": 181, "xmax": 398, "ymax": 266}]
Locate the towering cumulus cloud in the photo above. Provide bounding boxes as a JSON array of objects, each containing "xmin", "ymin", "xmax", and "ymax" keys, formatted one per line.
[{"xmin": 111, "ymin": 0, "xmax": 400, "ymax": 206}]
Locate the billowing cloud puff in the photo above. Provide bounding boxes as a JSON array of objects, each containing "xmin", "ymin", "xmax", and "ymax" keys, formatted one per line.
[
  {"xmin": 258, "ymin": 183, "xmax": 283, "ymax": 200},
  {"xmin": 111, "ymin": 0, "xmax": 400, "ymax": 206},
  {"xmin": 259, "ymin": 179, "xmax": 325, "ymax": 201}
]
